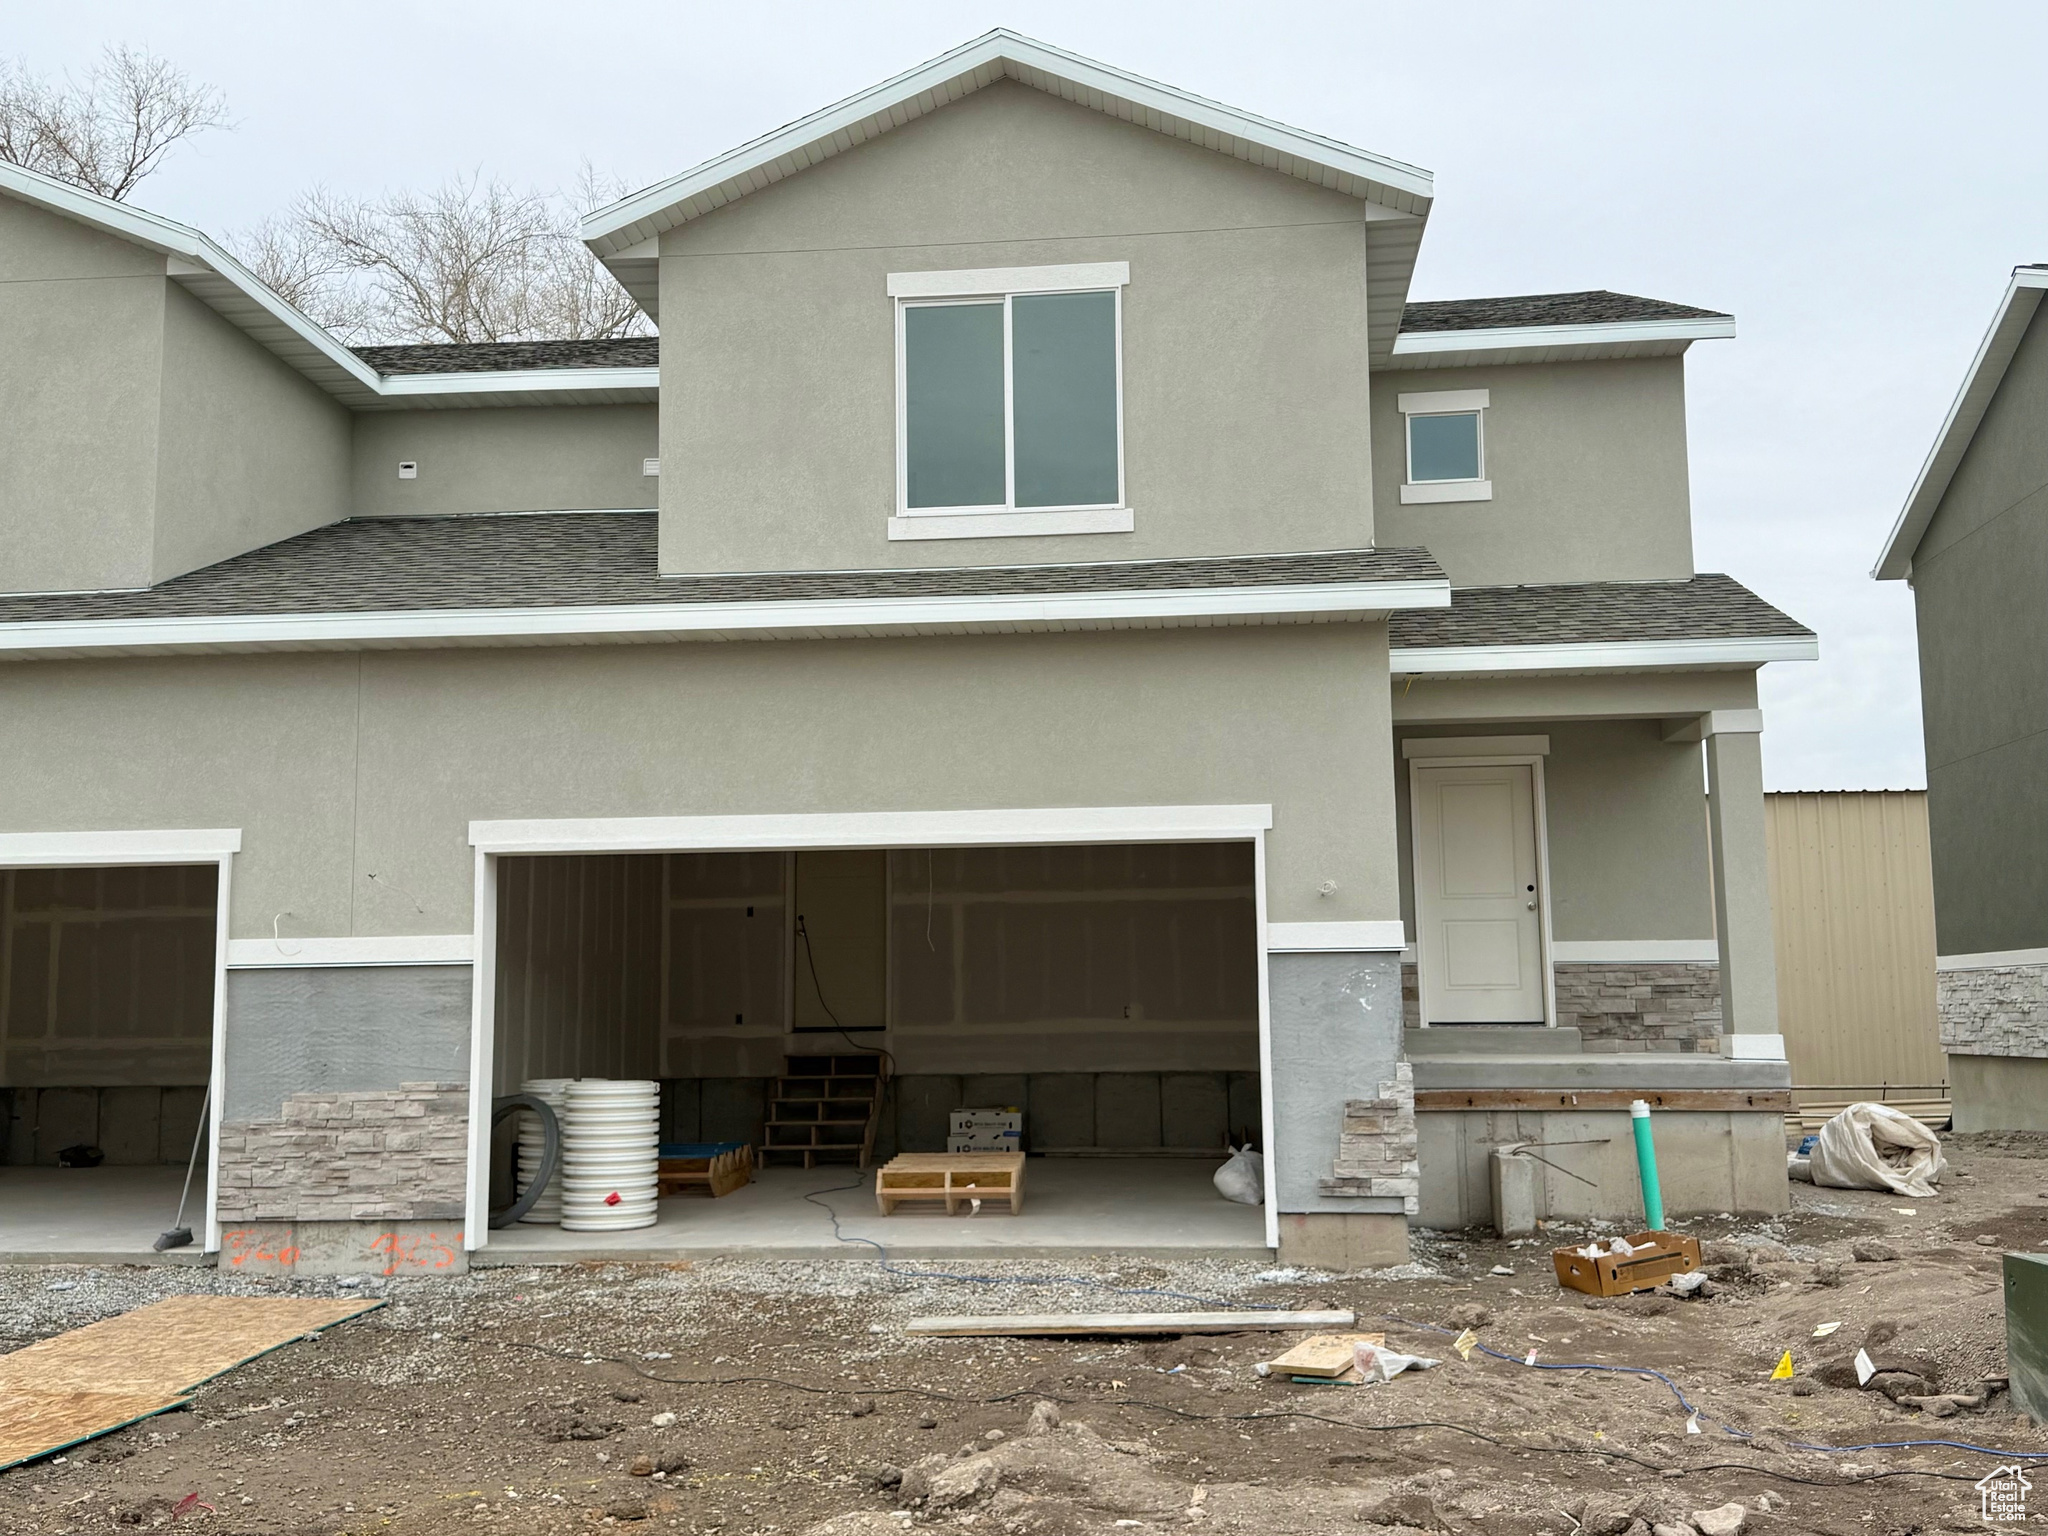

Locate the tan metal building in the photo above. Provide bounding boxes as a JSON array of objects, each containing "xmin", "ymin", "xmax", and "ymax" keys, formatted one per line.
[{"xmin": 1766, "ymin": 790, "xmax": 1945, "ymax": 1116}]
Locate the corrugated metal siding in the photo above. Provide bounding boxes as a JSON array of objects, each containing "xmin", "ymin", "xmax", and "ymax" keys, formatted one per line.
[{"xmin": 1766, "ymin": 791, "xmax": 1945, "ymax": 1093}]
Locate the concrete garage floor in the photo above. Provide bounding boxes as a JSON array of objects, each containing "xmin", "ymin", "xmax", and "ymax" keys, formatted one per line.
[
  {"xmin": 0, "ymin": 1166, "xmax": 210, "ymax": 1265},
  {"xmin": 477, "ymin": 1157, "xmax": 1267, "ymax": 1265}
]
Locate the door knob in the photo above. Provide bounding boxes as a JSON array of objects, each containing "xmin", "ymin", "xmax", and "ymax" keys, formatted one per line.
[{"xmin": 1525, "ymin": 900, "xmax": 1536, "ymax": 910}]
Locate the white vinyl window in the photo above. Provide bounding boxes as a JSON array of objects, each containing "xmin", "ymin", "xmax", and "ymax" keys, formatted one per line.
[
  {"xmin": 889, "ymin": 262, "xmax": 1131, "ymax": 539},
  {"xmin": 1398, "ymin": 389, "xmax": 1493, "ymax": 505}
]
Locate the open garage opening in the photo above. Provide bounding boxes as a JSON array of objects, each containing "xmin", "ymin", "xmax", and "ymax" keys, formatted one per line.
[
  {"xmin": 480, "ymin": 839, "xmax": 1269, "ymax": 1260},
  {"xmin": 0, "ymin": 863, "xmax": 218, "ymax": 1261}
]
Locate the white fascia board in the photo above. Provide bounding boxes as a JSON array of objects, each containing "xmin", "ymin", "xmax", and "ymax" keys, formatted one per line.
[
  {"xmin": 889, "ymin": 262, "xmax": 1129, "ymax": 298},
  {"xmin": 0, "ymin": 578, "xmax": 1452, "ymax": 659},
  {"xmin": 0, "ymin": 163, "xmax": 385, "ymax": 399},
  {"xmin": 582, "ymin": 29, "xmax": 1432, "ymax": 256},
  {"xmin": 1875, "ymin": 268, "xmax": 2048, "ymax": 580},
  {"xmin": 1551, "ymin": 939, "xmax": 1719, "ymax": 964},
  {"xmin": 227, "ymin": 934, "xmax": 473, "ymax": 968},
  {"xmin": 1389, "ymin": 316, "xmax": 1736, "ymax": 362},
  {"xmin": 0, "ymin": 828, "xmax": 242, "ymax": 864},
  {"xmin": 471, "ymin": 803, "xmax": 1274, "ymax": 855},
  {"xmin": 375, "ymin": 367, "xmax": 661, "ymax": 399},
  {"xmin": 1390, "ymin": 634, "xmax": 1818, "ymax": 675},
  {"xmin": 1937, "ymin": 946, "xmax": 2048, "ymax": 972},
  {"xmin": 1266, "ymin": 920, "xmax": 1406, "ymax": 952}
]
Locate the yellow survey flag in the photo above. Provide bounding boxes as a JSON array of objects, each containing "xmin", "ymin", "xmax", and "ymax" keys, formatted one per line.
[{"xmin": 1770, "ymin": 1351, "xmax": 1794, "ymax": 1380}]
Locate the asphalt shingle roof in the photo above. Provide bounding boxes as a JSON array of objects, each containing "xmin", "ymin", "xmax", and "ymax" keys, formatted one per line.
[
  {"xmin": 352, "ymin": 338, "xmax": 659, "ymax": 375},
  {"xmin": 0, "ymin": 513, "xmax": 1443, "ymax": 625},
  {"xmin": 1388, "ymin": 574, "xmax": 1810, "ymax": 650},
  {"xmin": 345, "ymin": 292, "xmax": 1729, "ymax": 376},
  {"xmin": 1398, "ymin": 291, "xmax": 1731, "ymax": 333}
]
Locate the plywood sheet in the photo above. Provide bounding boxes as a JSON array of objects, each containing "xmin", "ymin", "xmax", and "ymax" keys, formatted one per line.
[
  {"xmin": 1263, "ymin": 1332, "xmax": 1385, "ymax": 1378},
  {"xmin": 0, "ymin": 1295, "xmax": 382, "ymax": 1470}
]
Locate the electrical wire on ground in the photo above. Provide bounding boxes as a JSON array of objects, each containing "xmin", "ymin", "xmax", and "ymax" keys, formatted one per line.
[
  {"xmin": 1383, "ymin": 1312, "xmax": 2048, "ymax": 1465},
  {"xmin": 457, "ymin": 1332, "xmax": 2014, "ymax": 1489}
]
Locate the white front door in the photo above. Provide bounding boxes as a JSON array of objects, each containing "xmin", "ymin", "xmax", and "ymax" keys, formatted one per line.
[{"xmin": 1412, "ymin": 762, "xmax": 1546, "ymax": 1024}]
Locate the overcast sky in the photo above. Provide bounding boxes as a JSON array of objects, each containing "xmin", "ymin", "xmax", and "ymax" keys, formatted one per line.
[{"xmin": 15, "ymin": 3, "xmax": 2041, "ymax": 790}]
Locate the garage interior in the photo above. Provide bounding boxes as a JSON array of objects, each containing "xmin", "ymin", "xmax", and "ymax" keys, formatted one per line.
[
  {"xmin": 0, "ymin": 864, "xmax": 216, "ymax": 1261},
  {"xmin": 485, "ymin": 841, "xmax": 1268, "ymax": 1258}
]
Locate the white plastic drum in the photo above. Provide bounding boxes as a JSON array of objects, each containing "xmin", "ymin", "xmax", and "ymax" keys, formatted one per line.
[
  {"xmin": 559, "ymin": 1078, "xmax": 661, "ymax": 1231},
  {"xmin": 516, "ymin": 1078, "xmax": 574, "ymax": 1225}
]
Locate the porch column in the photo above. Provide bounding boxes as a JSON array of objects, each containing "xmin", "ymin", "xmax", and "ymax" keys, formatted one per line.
[{"xmin": 1699, "ymin": 711, "xmax": 1782, "ymax": 1057}]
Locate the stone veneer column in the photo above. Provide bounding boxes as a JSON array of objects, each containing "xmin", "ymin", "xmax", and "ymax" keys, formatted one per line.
[{"xmin": 1700, "ymin": 713, "xmax": 1782, "ymax": 1054}]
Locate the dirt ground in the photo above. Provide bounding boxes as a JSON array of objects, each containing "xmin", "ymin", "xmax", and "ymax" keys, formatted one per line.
[{"xmin": 3, "ymin": 1134, "xmax": 2045, "ymax": 1536}]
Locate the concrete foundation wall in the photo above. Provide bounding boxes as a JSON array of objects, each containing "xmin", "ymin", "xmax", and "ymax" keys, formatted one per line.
[
  {"xmin": 1951, "ymin": 1052, "xmax": 2048, "ymax": 1133},
  {"xmin": 0, "ymin": 863, "xmax": 217, "ymax": 1087},
  {"xmin": 0, "ymin": 1083, "xmax": 206, "ymax": 1166},
  {"xmin": 1416, "ymin": 1107, "xmax": 1790, "ymax": 1228},
  {"xmin": 657, "ymin": 1068, "xmax": 1260, "ymax": 1160}
]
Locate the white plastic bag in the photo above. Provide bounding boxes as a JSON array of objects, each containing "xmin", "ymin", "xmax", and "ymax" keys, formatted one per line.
[
  {"xmin": 1213, "ymin": 1145, "xmax": 1265, "ymax": 1205},
  {"xmin": 1808, "ymin": 1102, "xmax": 1947, "ymax": 1198},
  {"xmin": 1352, "ymin": 1340, "xmax": 1440, "ymax": 1382}
]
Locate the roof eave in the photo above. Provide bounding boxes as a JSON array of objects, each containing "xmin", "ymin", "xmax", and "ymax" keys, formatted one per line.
[
  {"xmin": 0, "ymin": 576, "xmax": 1452, "ymax": 661},
  {"xmin": 1389, "ymin": 634, "xmax": 1818, "ymax": 677},
  {"xmin": 1385, "ymin": 315, "xmax": 1735, "ymax": 371},
  {"xmin": 1875, "ymin": 267, "xmax": 2048, "ymax": 580},
  {"xmin": 581, "ymin": 30, "xmax": 1433, "ymax": 352}
]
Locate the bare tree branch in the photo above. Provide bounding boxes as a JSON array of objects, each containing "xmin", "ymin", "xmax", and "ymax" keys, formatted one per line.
[
  {"xmin": 234, "ymin": 165, "xmax": 653, "ymax": 345},
  {"xmin": 0, "ymin": 45, "xmax": 227, "ymax": 200}
]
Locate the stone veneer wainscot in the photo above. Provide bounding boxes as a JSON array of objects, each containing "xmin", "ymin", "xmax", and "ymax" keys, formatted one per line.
[
  {"xmin": 1938, "ymin": 962, "xmax": 2048, "ymax": 1057},
  {"xmin": 215, "ymin": 1082, "xmax": 468, "ymax": 1224}
]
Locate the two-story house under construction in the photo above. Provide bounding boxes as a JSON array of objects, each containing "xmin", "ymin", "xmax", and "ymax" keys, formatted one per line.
[{"xmin": 0, "ymin": 33, "xmax": 1815, "ymax": 1272}]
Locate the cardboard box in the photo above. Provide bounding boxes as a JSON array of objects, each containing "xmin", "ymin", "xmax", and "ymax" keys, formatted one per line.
[
  {"xmin": 948, "ymin": 1108, "xmax": 1023, "ymax": 1153},
  {"xmin": 1551, "ymin": 1231, "xmax": 1702, "ymax": 1297}
]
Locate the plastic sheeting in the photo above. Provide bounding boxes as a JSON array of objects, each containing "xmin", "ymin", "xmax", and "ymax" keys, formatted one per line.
[{"xmin": 1808, "ymin": 1101, "xmax": 1947, "ymax": 1198}]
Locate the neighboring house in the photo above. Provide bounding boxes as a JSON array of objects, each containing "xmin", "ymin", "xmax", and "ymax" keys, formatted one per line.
[
  {"xmin": 0, "ymin": 32, "xmax": 1816, "ymax": 1269},
  {"xmin": 1876, "ymin": 265, "xmax": 2048, "ymax": 1131}
]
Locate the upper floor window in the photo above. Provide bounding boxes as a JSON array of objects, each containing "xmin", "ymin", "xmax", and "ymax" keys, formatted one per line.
[
  {"xmin": 888, "ymin": 263, "xmax": 1132, "ymax": 540},
  {"xmin": 1398, "ymin": 389, "xmax": 1493, "ymax": 504}
]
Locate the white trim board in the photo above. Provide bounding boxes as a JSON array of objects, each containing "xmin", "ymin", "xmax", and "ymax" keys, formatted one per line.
[
  {"xmin": 226, "ymin": 934, "xmax": 474, "ymax": 969},
  {"xmin": 887, "ymin": 509, "xmax": 1134, "ymax": 541},
  {"xmin": 1402, "ymin": 734, "xmax": 1549, "ymax": 759},
  {"xmin": 1877, "ymin": 267, "xmax": 2048, "ymax": 580},
  {"xmin": 0, "ymin": 828, "xmax": 242, "ymax": 864},
  {"xmin": 1388, "ymin": 315, "xmax": 1736, "ymax": 365},
  {"xmin": 1390, "ymin": 635, "xmax": 1817, "ymax": 675},
  {"xmin": 1550, "ymin": 940, "xmax": 1719, "ymax": 965},
  {"xmin": 1398, "ymin": 389, "xmax": 1489, "ymax": 414},
  {"xmin": 470, "ymin": 804, "xmax": 1274, "ymax": 856},
  {"xmin": 1938, "ymin": 947, "xmax": 2048, "ymax": 972},
  {"xmin": 889, "ymin": 262, "xmax": 1128, "ymax": 297},
  {"xmin": 1265, "ymin": 920, "xmax": 1406, "ymax": 952},
  {"xmin": 0, "ymin": 577, "xmax": 1451, "ymax": 661},
  {"xmin": 1399, "ymin": 480, "xmax": 1492, "ymax": 505}
]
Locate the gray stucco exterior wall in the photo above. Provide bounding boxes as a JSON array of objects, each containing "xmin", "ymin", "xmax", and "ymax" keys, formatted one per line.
[
  {"xmin": 656, "ymin": 81, "xmax": 1377, "ymax": 576},
  {"xmin": 0, "ymin": 196, "xmax": 166, "ymax": 594},
  {"xmin": 1912, "ymin": 308, "xmax": 2048, "ymax": 957},
  {"xmin": 1372, "ymin": 357, "xmax": 1696, "ymax": 588},
  {"xmin": 1391, "ymin": 718, "xmax": 1716, "ymax": 944},
  {"xmin": 0, "ymin": 623, "xmax": 1404, "ymax": 941},
  {"xmin": 152, "ymin": 282, "xmax": 353, "ymax": 584},
  {"xmin": 351, "ymin": 405, "xmax": 659, "ymax": 518}
]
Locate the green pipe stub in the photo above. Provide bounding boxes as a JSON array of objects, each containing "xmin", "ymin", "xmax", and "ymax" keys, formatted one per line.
[{"xmin": 1631, "ymin": 1098, "xmax": 1666, "ymax": 1232}]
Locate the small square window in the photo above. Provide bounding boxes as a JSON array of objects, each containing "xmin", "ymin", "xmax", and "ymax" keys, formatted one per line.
[
  {"xmin": 1407, "ymin": 412, "xmax": 1481, "ymax": 483},
  {"xmin": 1397, "ymin": 389, "xmax": 1492, "ymax": 505}
]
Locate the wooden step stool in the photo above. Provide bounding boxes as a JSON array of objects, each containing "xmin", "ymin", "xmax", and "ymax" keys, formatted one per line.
[{"xmin": 875, "ymin": 1153, "xmax": 1026, "ymax": 1216}]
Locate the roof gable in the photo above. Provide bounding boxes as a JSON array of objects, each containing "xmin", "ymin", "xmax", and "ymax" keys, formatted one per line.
[
  {"xmin": 581, "ymin": 30, "xmax": 1434, "ymax": 360},
  {"xmin": 1876, "ymin": 266, "xmax": 2048, "ymax": 579}
]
